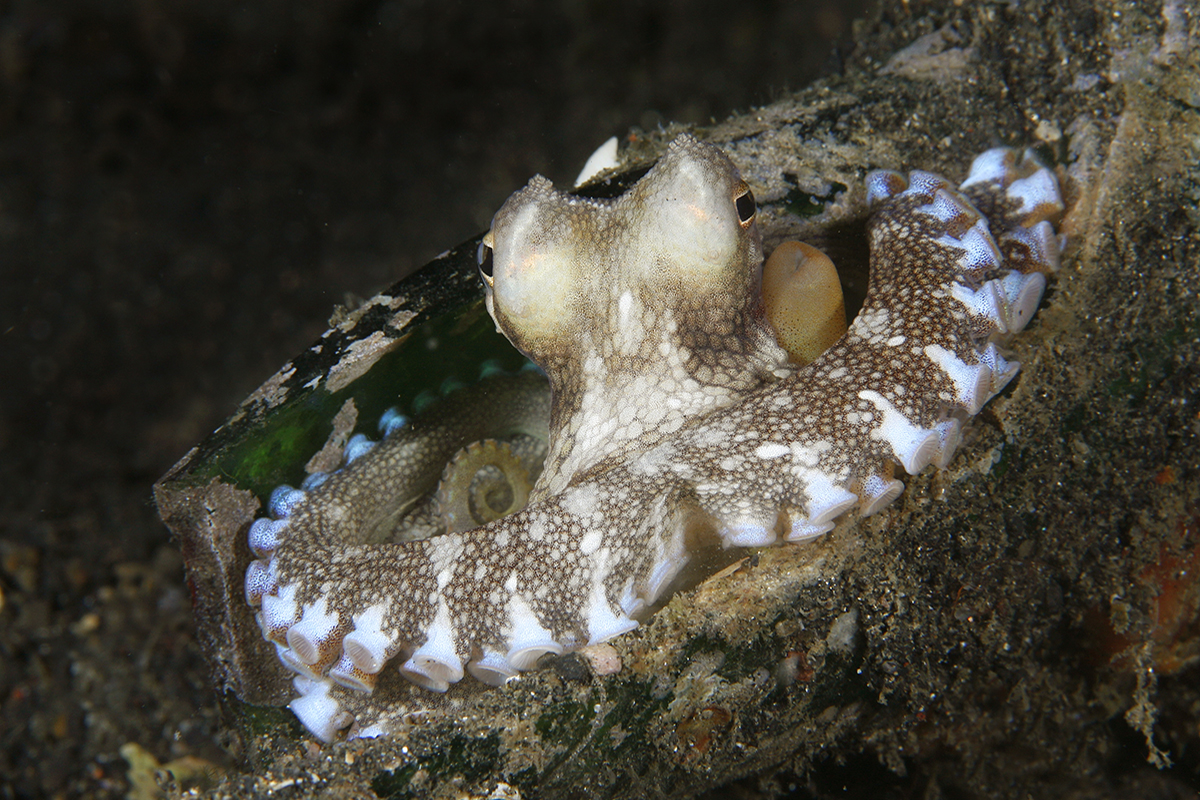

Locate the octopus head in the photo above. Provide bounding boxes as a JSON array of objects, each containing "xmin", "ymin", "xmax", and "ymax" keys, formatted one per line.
[{"xmin": 477, "ymin": 134, "xmax": 767, "ymax": 373}]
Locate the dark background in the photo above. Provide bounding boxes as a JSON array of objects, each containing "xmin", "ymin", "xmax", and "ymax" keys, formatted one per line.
[{"xmin": 0, "ymin": 1, "xmax": 867, "ymax": 795}]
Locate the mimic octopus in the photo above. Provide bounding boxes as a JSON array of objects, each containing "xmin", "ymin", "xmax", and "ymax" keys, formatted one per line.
[{"xmin": 242, "ymin": 135, "xmax": 1064, "ymax": 741}]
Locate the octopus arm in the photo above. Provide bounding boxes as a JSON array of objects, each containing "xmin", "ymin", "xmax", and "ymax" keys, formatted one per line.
[{"xmin": 681, "ymin": 155, "xmax": 1062, "ymax": 546}]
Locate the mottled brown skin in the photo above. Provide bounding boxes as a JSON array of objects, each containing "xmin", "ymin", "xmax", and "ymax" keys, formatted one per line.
[
  {"xmin": 481, "ymin": 135, "xmax": 791, "ymax": 497},
  {"xmin": 243, "ymin": 137, "xmax": 1062, "ymax": 741}
]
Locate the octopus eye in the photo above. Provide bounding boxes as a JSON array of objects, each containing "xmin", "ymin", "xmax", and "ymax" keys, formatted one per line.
[
  {"xmin": 477, "ymin": 238, "xmax": 495, "ymax": 283},
  {"xmin": 734, "ymin": 187, "xmax": 756, "ymax": 227}
]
